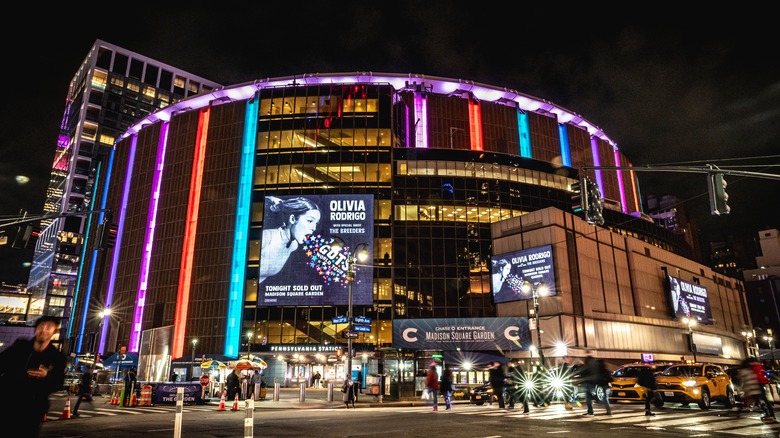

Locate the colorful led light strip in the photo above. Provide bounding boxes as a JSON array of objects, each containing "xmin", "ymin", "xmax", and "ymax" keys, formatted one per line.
[
  {"xmin": 630, "ymin": 164, "xmax": 642, "ymax": 212},
  {"xmin": 590, "ymin": 137, "xmax": 604, "ymax": 197},
  {"xmin": 614, "ymin": 149, "xmax": 628, "ymax": 213},
  {"xmin": 517, "ymin": 112, "xmax": 531, "ymax": 158},
  {"xmin": 129, "ymin": 124, "xmax": 170, "ymax": 352},
  {"xmin": 105, "ymin": 136, "xmax": 137, "ymax": 351},
  {"xmin": 558, "ymin": 124, "xmax": 572, "ymax": 167},
  {"xmin": 468, "ymin": 99, "xmax": 483, "ymax": 151},
  {"xmin": 70, "ymin": 161, "xmax": 101, "ymax": 346},
  {"xmin": 413, "ymin": 93, "xmax": 428, "ymax": 148},
  {"xmin": 225, "ymin": 96, "xmax": 259, "ymax": 357},
  {"xmin": 172, "ymin": 108, "xmax": 210, "ymax": 358}
]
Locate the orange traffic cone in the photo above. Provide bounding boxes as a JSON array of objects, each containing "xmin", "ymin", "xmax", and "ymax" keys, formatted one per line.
[
  {"xmin": 217, "ymin": 391, "xmax": 226, "ymax": 411},
  {"xmin": 131, "ymin": 391, "xmax": 138, "ymax": 406},
  {"xmin": 60, "ymin": 397, "xmax": 71, "ymax": 419},
  {"xmin": 230, "ymin": 394, "xmax": 239, "ymax": 411}
]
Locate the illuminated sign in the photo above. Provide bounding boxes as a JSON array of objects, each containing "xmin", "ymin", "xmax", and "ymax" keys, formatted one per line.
[
  {"xmin": 258, "ymin": 194, "xmax": 374, "ymax": 306},
  {"xmin": 667, "ymin": 275, "xmax": 713, "ymax": 324},
  {"xmin": 491, "ymin": 244, "xmax": 556, "ymax": 304},
  {"xmin": 392, "ymin": 317, "xmax": 532, "ymax": 351}
]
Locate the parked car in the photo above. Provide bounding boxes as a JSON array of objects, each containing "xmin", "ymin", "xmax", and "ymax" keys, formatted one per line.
[
  {"xmin": 654, "ymin": 363, "xmax": 736, "ymax": 409},
  {"xmin": 609, "ymin": 362, "xmax": 672, "ymax": 402},
  {"xmin": 469, "ymin": 382, "xmax": 511, "ymax": 406}
]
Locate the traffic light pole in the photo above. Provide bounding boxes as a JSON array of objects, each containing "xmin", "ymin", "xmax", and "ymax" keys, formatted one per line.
[{"xmin": 0, "ymin": 208, "xmax": 113, "ymax": 229}]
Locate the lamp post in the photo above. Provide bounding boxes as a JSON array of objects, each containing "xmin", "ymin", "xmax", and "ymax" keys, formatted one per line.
[
  {"xmin": 246, "ymin": 331, "xmax": 253, "ymax": 359},
  {"xmin": 683, "ymin": 317, "xmax": 697, "ymax": 362},
  {"xmin": 333, "ymin": 238, "xmax": 370, "ymax": 381},
  {"xmin": 94, "ymin": 308, "xmax": 110, "ymax": 370},
  {"xmin": 191, "ymin": 338, "xmax": 198, "ymax": 380},
  {"xmin": 741, "ymin": 330, "xmax": 754, "ymax": 358},
  {"xmin": 521, "ymin": 281, "xmax": 549, "ymax": 369}
]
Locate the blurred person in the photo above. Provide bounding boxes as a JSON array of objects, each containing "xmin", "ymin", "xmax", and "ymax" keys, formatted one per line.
[
  {"xmin": 425, "ymin": 362, "xmax": 440, "ymax": 412},
  {"xmin": 636, "ymin": 365, "xmax": 658, "ymax": 416},
  {"xmin": 507, "ymin": 365, "xmax": 531, "ymax": 413},
  {"xmin": 488, "ymin": 361, "xmax": 507, "ymax": 409},
  {"xmin": 0, "ymin": 315, "xmax": 67, "ymax": 437},
  {"xmin": 440, "ymin": 365, "xmax": 454, "ymax": 410},
  {"xmin": 580, "ymin": 350, "xmax": 612, "ymax": 416},
  {"xmin": 342, "ymin": 378, "xmax": 356, "ymax": 408},
  {"xmin": 123, "ymin": 367, "xmax": 137, "ymax": 406},
  {"xmin": 71, "ymin": 365, "xmax": 94, "ymax": 416}
]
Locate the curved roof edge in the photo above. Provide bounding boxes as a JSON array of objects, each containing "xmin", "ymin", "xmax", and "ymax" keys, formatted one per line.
[{"xmin": 118, "ymin": 71, "xmax": 617, "ymax": 149}]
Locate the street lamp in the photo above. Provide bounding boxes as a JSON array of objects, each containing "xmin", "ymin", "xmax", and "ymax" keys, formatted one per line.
[
  {"xmin": 741, "ymin": 330, "xmax": 754, "ymax": 358},
  {"xmin": 764, "ymin": 335, "xmax": 776, "ymax": 365},
  {"xmin": 333, "ymin": 238, "xmax": 370, "ymax": 381},
  {"xmin": 191, "ymin": 338, "xmax": 198, "ymax": 380},
  {"xmin": 521, "ymin": 280, "xmax": 549, "ymax": 369},
  {"xmin": 94, "ymin": 308, "xmax": 110, "ymax": 370},
  {"xmin": 683, "ymin": 317, "xmax": 697, "ymax": 362}
]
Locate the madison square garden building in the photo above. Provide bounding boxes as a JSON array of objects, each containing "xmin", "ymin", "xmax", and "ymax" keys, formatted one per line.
[{"xmin": 79, "ymin": 72, "xmax": 750, "ymax": 386}]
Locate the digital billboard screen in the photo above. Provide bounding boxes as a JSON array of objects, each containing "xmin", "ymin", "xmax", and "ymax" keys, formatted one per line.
[
  {"xmin": 257, "ymin": 194, "xmax": 374, "ymax": 306},
  {"xmin": 667, "ymin": 275, "xmax": 712, "ymax": 324},
  {"xmin": 491, "ymin": 244, "xmax": 556, "ymax": 304}
]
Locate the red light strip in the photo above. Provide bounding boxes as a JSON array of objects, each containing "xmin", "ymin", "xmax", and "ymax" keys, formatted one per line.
[{"xmin": 468, "ymin": 99, "xmax": 484, "ymax": 151}]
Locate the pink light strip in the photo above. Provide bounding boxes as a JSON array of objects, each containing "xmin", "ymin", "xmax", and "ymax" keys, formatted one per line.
[
  {"xmin": 614, "ymin": 150, "xmax": 628, "ymax": 213},
  {"xmin": 129, "ymin": 123, "xmax": 169, "ymax": 351}
]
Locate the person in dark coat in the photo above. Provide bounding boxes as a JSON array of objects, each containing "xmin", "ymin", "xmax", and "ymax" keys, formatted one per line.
[
  {"xmin": 507, "ymin": 365, "xmax": 530, "ymax": 413},
  {"xmin": 488, "ymin": 361, "xmax": 507, "ymax": 409},
  {"xmin": 440, "ymin": 366, "xmax": 454, "ymax": 410},
  {"xmin": 342, "ymin": 378, "xmax": 357, "ymax": 408},
  {"xmin": 580, "ymin": 351, "xmax": 612, "ymax": 416},
  {"xmin": 123, "ymin": 368, "xmax": 138, "ymax": 406},
  {"xmin": 636, "ymin": 366, "xmax": 658, "ymax": 416},
  {"xmin": 72, "ymin": 366, "xmax": 94, "ymax": 416},
  {"xmin": 226, "ymin": 369, "xmax": 240, "ymax": 401},
  {"xmin": 0, "ymin": 315, "xmax": 67, "ymax": 437}
]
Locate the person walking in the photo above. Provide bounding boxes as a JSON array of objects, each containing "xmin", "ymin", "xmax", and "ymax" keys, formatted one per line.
[
  {"xmin": 507, "ymin": 365, "xmax": 530, "ymax": 413},
  {"xmin": 313, "ymin": 371, "xmax": 321, "ymax": 388},
  {"xmin": 560, "ymin": 356, "xmax": 577, "ymax": 409},
  {"xmin": 488, "ymin": 361, "xmax": 507, "ymax": 409},
  {"xmin": 440, "ymin": 365, "xmax": 454, "ymax": 410},
  {"xmin": 748, "ymin": 358, "xmax": 776, "ymax": 421},
  {"xmin": 425, "ymin": 362, "xmax": 440, "ymax": 412},
  {"xmin": 738, "ymin": 357, "xmax": 776, "ymax": 421},
  {"xmin": 72, "ymin": 366, "xmax": 94, "ymax": 416},
  {"xmin": 0, "ymin": 315, "xmax": 67, "ymax": 437},
  {"xmin": 637, "ymin": 366, "xmax": 658, "ymax": 416},
  {"xmin": 342, "ymin": 378, "xmax": 356, "ymax": 408},
  {"xmin": 580, "ymin": 351, "xmax": 612, "ymax": 416}
]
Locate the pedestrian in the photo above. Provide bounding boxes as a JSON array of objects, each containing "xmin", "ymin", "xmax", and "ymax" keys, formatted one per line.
[
  {"xmin": 636, "ymin": 366, "xmax": 658, "ymax": 416},
  {"xmin": 0, "ymin": 315, "xmax": 67, "ymax": 437},
  {"xmin": 748, "ymin": 358, "xmax": 775, "ymax": 421},
  {"xmin": 72, "ymin": 365, "xmax": 94, "ymax": 416},
  {"xmin": 560, "ymin": 356, "xmax": 577, "ymax": 409},
  {"xmin": 580, "ymin": 350, "xmax": 612, "ymax": 416},
  {"xmin": 357, "ymin": 370, "xmax": 363, "ymax": 394},
  {"xmin": 425, "ymin": 362, "xmax": 440, "ymax": 412},
  {"xmin": 342, "ymin": 378, "xmax": 356, "ymax": 408},
  {"xmin": 250, "ymin": 370, "xmax": 263, "ymax": 399},
  {"xmin": 123, "ymin": 367, "xmax": 137, "ymax": 406},
  {"xmin": 226, "ymin": 368, "xmax": 240, "ymax": 401},
  {"xmin": 440, "ymin": 365, "xmax": 454, "ymax": 410},
  {"xmin": 488, "ymin": 361, "xmax": 507, "ymax": 409},
  {"xmin": 738, "ymin": 357, "xmax": 775, "ymax": 421},
  {"xmin": 507, "ymin": 364, "xmax": 531, "ymax": 413},
  {"xmin": 313, "ymin": 371, "xmax": 321, "ymax": 388}
]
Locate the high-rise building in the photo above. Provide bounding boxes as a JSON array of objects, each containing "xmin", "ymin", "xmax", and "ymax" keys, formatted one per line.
[{"xmin": 27, "ymin": 40, "xmax": 221, "ymax": 352}]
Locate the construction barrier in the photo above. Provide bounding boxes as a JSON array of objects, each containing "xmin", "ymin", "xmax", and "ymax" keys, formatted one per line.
[{"xmin": 139, "ymin": 384, "xmax": 153, "ymax": 406}]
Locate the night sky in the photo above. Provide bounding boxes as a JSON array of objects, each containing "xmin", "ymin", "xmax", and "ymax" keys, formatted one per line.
[{"xmin": 2, "ymin": 5, "xmax": 779, "ymax": 284}]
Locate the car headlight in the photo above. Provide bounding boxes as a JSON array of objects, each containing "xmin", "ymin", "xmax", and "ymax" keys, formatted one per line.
[{"xmin": 682, "ymin": 380, "xmax": 698, "ymax": 387}]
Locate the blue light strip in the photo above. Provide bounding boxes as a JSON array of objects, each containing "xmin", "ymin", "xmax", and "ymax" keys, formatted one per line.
[
  {"xmin": 69, "ymin": 161, "xmax": 102, "ymax": 343},
  {"xmin": 225, "ymin": 96, "xmax": 259, "ymax": 357},
  {"xmin": 558, "ymin": 124, "xmax": 571, "ymax": 167},
  {"xmin": 517, "ymin": 112, "xmax": 531, "ymax": 158}
]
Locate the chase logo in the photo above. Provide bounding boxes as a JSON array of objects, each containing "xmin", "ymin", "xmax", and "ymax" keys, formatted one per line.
[{"xmin": 402, "ymin": 327, "xmax": 418, "ymax": 343}]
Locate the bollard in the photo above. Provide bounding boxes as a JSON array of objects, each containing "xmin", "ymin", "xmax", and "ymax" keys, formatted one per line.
[
  {"xmin": 273, "ymin": 382, "xmax": 280, "ymax": 401},
  {"xmin": 173, "ymin": 387, "xmax": 184, "ymax": 438},
  {"xmin": 244, "ymin": 398, "xmax": 254, "ymax": 438},
  {"xmin": 327, "ymin": 382, "xmax": 334, "ymax": 402},
  {"xmin": 254, "ymin": 383, "xmax": 260, "ymax": 401},
  {"xmin": 299, "ymin": 382, "xmax": 306, "ymax": 402}
]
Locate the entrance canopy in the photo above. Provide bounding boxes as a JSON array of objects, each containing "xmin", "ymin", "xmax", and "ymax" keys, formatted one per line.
[{"xmin": 102, "ymin": 352, "xmax": 139, "ymax": 369}]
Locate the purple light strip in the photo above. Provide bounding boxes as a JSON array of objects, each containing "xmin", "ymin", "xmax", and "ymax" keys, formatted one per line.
[
  {"xmin": 590, "ymin": 136, "xmax": 604, "ymax": 196},
  {"xmin": 613, "ymin": 149, "xmax": 628, "ymax": 213},
  {"xmin": 413, "ymin": 93, "xmax": 428, "ymax": 148},
  {"xmin": 129, "ymin": 123, "xmax": 169, "ymax": 351}
]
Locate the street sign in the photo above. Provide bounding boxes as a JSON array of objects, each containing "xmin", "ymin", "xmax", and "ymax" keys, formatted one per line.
[
  {"xmin": 342, "ymin": 330, "xmax": 359, "ymax": 339},
  {"xmin": 332, "ymin": 316, "xmax": 348, "ymax": 324},
  {"xmin": 353, "ymin": 324, "xmax": 371, "ymax": 333},
  {"xmin": 199, "ymin": 375, "xmax": 209, "ymax": 387},
  {"xmin": 353, "ymin": 315, "xmax": 372, "ymax": 324}
]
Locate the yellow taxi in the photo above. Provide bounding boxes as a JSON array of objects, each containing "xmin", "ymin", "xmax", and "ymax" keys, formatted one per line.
[
  {"xmin": 654, "ymin": 363, "xmax": 736, "ymax": 410},
  {"xmin": 608, "ymin": 362, "xmax": 671, "ymax": 402}
]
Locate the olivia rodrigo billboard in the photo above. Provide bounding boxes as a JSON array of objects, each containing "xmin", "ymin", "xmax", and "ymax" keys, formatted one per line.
[
  {"xmin": 257, "ymin": 194, "xmax": 374, "ymax": 306},
  {"xmin": 392, "ymin": 317, "xmax": 532, "ymax": 351}
]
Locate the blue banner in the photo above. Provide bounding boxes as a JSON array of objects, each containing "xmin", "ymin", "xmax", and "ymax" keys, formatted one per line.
[
  {"xmin": 152, "ymin": 382, "xmax": 203, "ymax": 404},
  {"xmin": 392, "ymin": 317, "xmax": 531, "ymax": 351}
]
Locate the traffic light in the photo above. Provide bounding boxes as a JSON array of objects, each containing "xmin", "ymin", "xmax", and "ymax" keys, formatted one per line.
[
  {"xmin": 570, "ymin": 178, "xmax": 589, "ymax": 214},
  {"xmin": 585, "ymin": 179, "xmax": 605, "ymax": 226},
  {"xmin": 97, "ymin": 222, "xmax": 118, "ymax": 250},
  {"xmin": 335, "ymin": 347, "xmax": 343, "ymax": 358},
  {"xmin": 707, "ymin": 172, "xmax": 730, "ymax": 215},
  {"xmin": 11, "ymin": 224, "xmax": 37, "ymax": 249}
]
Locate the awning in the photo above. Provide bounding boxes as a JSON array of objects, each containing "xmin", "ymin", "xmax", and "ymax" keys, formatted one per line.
[
  {"xmin": 442, "ymin": 351, "xmax": 510, "ymax": 369},
  {"xmin": 102, "ymin": 352, "xmax": 139, "ymax": 369}
]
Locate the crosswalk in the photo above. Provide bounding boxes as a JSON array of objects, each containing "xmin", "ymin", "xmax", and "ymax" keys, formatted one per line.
[{"xmin": 396, "ymin": 403, "xmax": 780, "ymax": 436}]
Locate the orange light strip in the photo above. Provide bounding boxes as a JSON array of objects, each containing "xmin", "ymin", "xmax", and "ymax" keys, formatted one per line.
[
  {"xmin": 468, "ymin": 99, "xmax": 484, "ymax": 151},
  {"xmin": 173, "ymin": 107, "xmax": 210, "ymax": 358}
]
